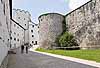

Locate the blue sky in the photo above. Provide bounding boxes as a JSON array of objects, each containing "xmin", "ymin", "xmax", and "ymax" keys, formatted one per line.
[{"xmin": 13, "ymin": 0, "xmax": 89, "ymax": 24}]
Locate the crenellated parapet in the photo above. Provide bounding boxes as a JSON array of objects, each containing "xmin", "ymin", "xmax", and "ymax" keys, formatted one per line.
[{"xmin": 12, "ymin": 9, "xmax": 31, "ymax": 30}]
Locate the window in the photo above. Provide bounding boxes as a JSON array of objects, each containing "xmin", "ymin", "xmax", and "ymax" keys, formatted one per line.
[
  {"xmin": 35, "ymin": 41, "xmax": 37, "ymax": 45},
  {"xmin": 32, "ymin": 35, "xmax": 34, "ymax": 37},
  {"xmin": 0, "ymin": 37, "xmax": 2, "ymax": 39},
  {"xmin": 17, "ymin": 39, "xmax": 19, "ymax": 42},
  {"xmin": 3, "ymin": 3, "xmax": 5, "ymax": 15},
  {"xmin": 41, "ymin": 19, "xmax": 42, "ymax": 21},
  {"xmin": 32, "ymin": 41, "xmax": 34, "ymax": 43},
  {"xmin": 10, "ymin": 37, "xmax": 12, "ymax": 40},
  {"xmin": 14, "ymin": 32, "xmax": 16, "ymax": 35},
  {"xmin": 24, "ymin": 18, "xmax": 25, "ymax": 20},
  {"xmin": 14, "ymin": 38, "xmax": 16, "ymax": 41},
  {"xmin": 39, "ymin": 20, "xmax": 40, "ymax": 22},
  {"xmin": 31, "ymin": 30, "xmax": 33, "ymax": 33},
  {"xmin": 25, "ymin": 24, "xmax": 26, "ymax": 26},
  {"xmin": 8, "ymin": 39, "xmax": 9, "ymax": 41},
  {"xmin": 32, "ymin": 25, "xmax": 34, "ymax": 28},
  {"xmin": 10, "ymin": 31, "xmax": 12, "ymax": 33}
]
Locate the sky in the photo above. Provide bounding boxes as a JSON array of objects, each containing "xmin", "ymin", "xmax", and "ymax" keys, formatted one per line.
[{"xmin": 12, "ymin": 0, "xmax": 89, "ymax": 24}]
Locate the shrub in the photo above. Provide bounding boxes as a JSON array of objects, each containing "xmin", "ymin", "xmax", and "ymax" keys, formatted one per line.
[{"xmin": 59, "ymin": 32, "xmax": 78, "ymax": 47}]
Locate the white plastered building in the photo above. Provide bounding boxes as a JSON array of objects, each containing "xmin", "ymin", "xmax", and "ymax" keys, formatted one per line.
[
  {"xmin": 0, "ymin": 0, "xmax": 12, "ymax": 67},
  {"xmin": 29, "ymin": 22, "xmax": 39, "ymax": 48},
  {"xmin": 12, "ymin": 9, "xmax": 31, "ymax": 47},
  {"xmin": 10, "ymin": 19, "xmax": 25, "ymax": 49}
]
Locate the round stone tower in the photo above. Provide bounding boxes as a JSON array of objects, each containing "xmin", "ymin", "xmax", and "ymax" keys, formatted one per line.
[{"xmin": 38, "ymin": 13, "xmax": 64, "ymax": 48}]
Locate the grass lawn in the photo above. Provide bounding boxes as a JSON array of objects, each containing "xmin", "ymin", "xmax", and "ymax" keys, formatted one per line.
[{"xmin": 36, "ymin": 48, "xmax": 100, "ymax": 62}]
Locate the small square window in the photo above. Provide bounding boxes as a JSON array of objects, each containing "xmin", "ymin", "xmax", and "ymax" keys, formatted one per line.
[
  {"xmin": 14, "ymin": 32, "xmax": 16, "ymax": 35},
  {"xmin": 31, "ymin": 30, "xmax": 33, "ymax": 33},
  {"xmin": 41, "ymin": 19, "xmax": 42, "ymax": 21},
  {"xmin": 32, "ymin": 35, "xmax": 34, "ymax": 37},
  {"xmin": 8, "ymin": 39, "xmax": 9, "ymax": 41},
  {"xmin": 25, "ymin": 24, "xmax": 26, "ymax": 26},
  {"xmin": 10, "ymin": 37, "xmax": 12, "ymax": 40},
  {"xmin": 0, "ymin": 37, "xmax": 2, "ymax": 39},
  {"xmin": 17, "ymin": 39, "xmax": 19, "ymax": 42},
  {"xmin": 32, "ymin": 41, "xmax": 34, "ymax": 43},
  {"xmin": 32, "ymin": 25, "xmax": 34, "ymax": 28},
  {"xmin": 10, "ymin": 31, "xmax": 12, "ymax": 33},
  {"xmin": 14, "ymin": 38, "xmax": 16, "ymax": 41},
  {"xmin": 3, "ymin": 4, "xmax": 5, "ymax": 15},
  {"xmin": 35, "ymin": 41, "xmax": 37, "ymax": 45}
]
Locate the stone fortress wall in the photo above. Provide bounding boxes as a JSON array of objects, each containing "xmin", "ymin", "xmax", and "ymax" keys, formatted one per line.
[
  {"xmin": 39, "ymin": 0, "xmax": 100, "ymax": 49},
  {"xmin": 38, "ymin": 13, "xmax": 64, "ymax": 48},
  {"xmin": 65, "ymin": 0, "xmax": 100, "ymax": 49}
]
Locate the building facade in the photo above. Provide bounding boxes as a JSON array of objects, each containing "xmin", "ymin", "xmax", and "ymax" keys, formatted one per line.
[
  {"xmin": 0, "ymin": 0, "xmax": 12, "ymax": 68},
  {"xmin": 38, "ymin": 13, "xmax": 64, "ymax": 48},
  {"xmin": 12, "ymin": 9, "xmax": 31, "ymax": 45},
  {"xmin": 29, "ymin": 22, "xmax": 39, "ymax": 47},
  {"xmin": 65, "ymin": 0, "xmax": 100, "ymax": 49},
  {"xmin": 10, "ymin": 20, "xmax": 25, "ymax": 49}
]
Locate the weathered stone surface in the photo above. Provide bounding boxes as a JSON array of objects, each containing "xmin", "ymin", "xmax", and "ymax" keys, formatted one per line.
[
  {"xmin": 65, "ymin": 0, "xmax": 100, "ymax": 49},
  {"xmin": 38, "ymin": 13, "xmax": 64, "ymax": 48}
]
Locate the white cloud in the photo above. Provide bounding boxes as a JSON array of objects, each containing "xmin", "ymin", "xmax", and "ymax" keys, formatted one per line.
[{"xmin": 68, "ymin": 0, "xmax": 89, "ymax": 10}]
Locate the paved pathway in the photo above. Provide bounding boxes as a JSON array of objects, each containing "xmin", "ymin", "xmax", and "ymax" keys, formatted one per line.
[{"xmin": 7, "ymin": 48, "xmax": 97, "ymax": 68}]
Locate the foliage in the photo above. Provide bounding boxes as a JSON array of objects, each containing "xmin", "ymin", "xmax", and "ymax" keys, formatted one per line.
[
  {"xmin": 59, "ymin": 32, "xmax": 78, "ymax": 47},
  {"xmin": 62, "ymin": 18, "xmax": 67, "ymax": 33},
  {"xmin": 55, "ymin": 35, "xmax": 61, "ymax": 47}
]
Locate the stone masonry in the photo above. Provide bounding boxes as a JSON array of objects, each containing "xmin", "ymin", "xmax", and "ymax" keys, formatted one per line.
[
  {"xmin": 38, "ymin": 13, "xmax": 64, "ymax": 48},
  {"xmin": 65, "ymin": 0, "xmax": 100, "ymax": 49},
  {"xmin": 38, "ymin": 0, "xmax": 100, "ymax": 49}
]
